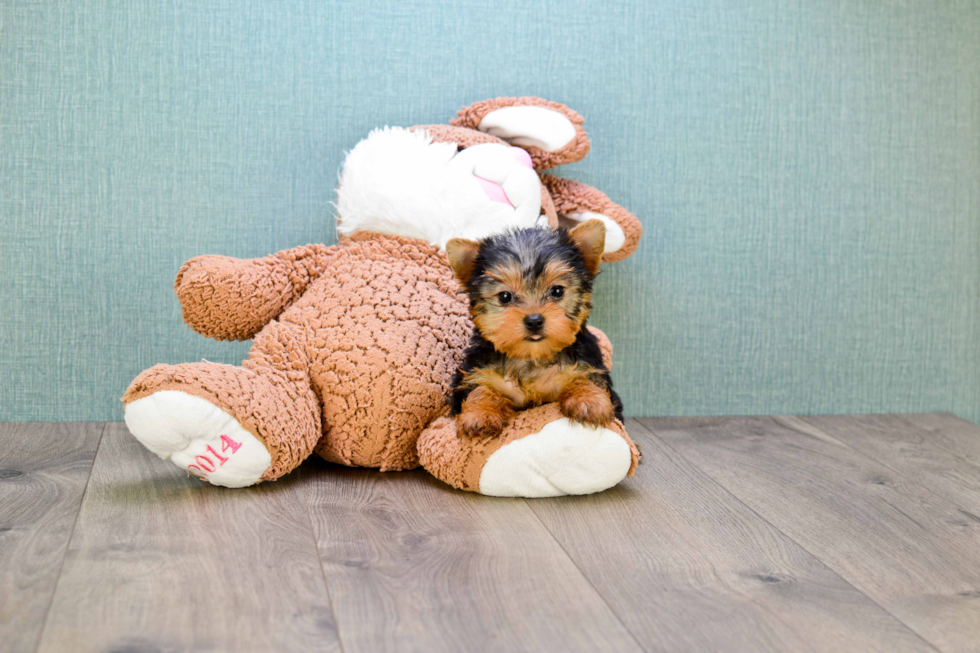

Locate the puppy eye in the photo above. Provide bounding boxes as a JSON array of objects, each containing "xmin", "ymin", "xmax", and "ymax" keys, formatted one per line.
[
  {"xmin": 549, "ymin": 286, "xmax": 565, "ymax": 299},
  {"xmin": 498, "ymin": 291, "xmax": 514, "ymax": 305}
]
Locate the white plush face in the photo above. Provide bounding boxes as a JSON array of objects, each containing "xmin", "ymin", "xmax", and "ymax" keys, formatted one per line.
[{"xmin": 336, "ymin": 127, "xmax": 548, "ymax": 249}]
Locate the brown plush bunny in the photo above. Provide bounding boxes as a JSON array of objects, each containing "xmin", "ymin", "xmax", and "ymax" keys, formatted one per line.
[{"xmin": 123, "ymin": 97, "xmax": 642, "ymax": 496}]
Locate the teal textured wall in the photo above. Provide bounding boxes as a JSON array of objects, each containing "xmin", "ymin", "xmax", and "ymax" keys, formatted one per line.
[{"xmin": 2, "ymin": 1, "xmax": 978, "ymax": 423}]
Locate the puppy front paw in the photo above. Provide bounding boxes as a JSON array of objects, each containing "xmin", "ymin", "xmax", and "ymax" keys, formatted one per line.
[
  {"xmin": 560, "ymin": 385, "xmax": 615, "ymax": 427},
  {"xmin": 457, "ymin": 408, "xmax": 509, "ymax": 438},
  {"xmin": 457, "ymin": 386, "xmax": 516, "ymax": 438}
]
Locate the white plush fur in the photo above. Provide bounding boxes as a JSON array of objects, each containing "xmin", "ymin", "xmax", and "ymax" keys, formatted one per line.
[
  {"xmin": 336, "ymin": 127, "xmax": 545, "ymax": 249},
  {"xmin": 478, "ymin": 418, "xmax": 632, "ymax": 497}
]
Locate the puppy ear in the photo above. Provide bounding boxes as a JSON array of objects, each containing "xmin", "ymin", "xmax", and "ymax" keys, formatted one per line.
[
  {"xmin": 568, "ymin": 219, "xmax": 606, "ymax": 276},
  {"xmin": 445, "ymin": 238, "xmax": 481, "ymax": 286}
]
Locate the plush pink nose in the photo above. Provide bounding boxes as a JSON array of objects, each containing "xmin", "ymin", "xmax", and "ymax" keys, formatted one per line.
[
  {"xmin": 512, "ymin": 147, "xmax": 533, "ymax": 169},
  {"xmin": 473, "ymin": 175, "xmax": 513, "ymax": 206}
]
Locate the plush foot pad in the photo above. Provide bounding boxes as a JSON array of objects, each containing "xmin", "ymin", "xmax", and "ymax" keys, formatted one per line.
[
  {"xmin": 124, "ymin": 390, "xmax": 272, "ymax": 488},
  {"xmin": 479, "ymin": 417, "xmax": 632, "ymax": 497}
]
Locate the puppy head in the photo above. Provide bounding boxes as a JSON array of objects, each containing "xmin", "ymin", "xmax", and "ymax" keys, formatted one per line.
[{"xmin": 446, "ymin": 220, "xmax": 605, "ymax": 360}]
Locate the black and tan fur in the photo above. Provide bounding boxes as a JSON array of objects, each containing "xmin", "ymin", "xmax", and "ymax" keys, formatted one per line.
[{"xmin": 446, "ymin": 220, "xmax": 624, "ymax": 438}]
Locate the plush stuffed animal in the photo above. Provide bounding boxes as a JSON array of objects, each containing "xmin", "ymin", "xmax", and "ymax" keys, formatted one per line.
[{"xmin": 123, "ymin": 97, "xmax": 643, "ymax": 497}]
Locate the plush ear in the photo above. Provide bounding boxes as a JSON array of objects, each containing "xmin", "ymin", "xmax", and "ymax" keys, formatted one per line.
[
  {"xmin": 542, "ymin": 175, "xmax": 643, "ymax": 263},
  {"xmin": 445, "ymin": 238, "xmax": 481, "ymax": 286},
  {"xmin": 450, "ymin": 97, "xmax": 591, "ymax": 170},
  {"xmin": 568, "ymin": 220, "xmax": 606, "ymax": 276}
]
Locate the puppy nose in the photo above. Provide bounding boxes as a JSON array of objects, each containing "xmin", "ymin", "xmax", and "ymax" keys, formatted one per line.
[{"xmin": 524, "ymin": 314, "xmax": 545, "ymax": 332}]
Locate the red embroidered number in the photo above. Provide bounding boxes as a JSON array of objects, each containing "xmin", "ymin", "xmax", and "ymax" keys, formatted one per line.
[
  {"xmin": 221, "ymin": 435, "xmax": 242, "ymax": 454},
  {"xmin": 206, "ymin": 445, "xmax": 229, "ymax": 464},
  {"xmin": 195, "ymin": 455, "xmax": 216, "ymax": 473},
  {"xmin": 187, "ymin": 435, "xmax": 243, "ymax": 482}
]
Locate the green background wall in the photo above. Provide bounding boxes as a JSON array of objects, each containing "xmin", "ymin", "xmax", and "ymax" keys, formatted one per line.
[{"xmin": 2, "ymin": 0, "xmax": 978, "ymax": 423}]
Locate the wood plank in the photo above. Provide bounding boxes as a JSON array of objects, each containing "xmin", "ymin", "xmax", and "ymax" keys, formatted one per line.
[
  {"xmin": 789, "ymin": 415, "xmax": 980, "ymax": 515},
  {"xmin": 899, "ymin": 413, "xmax": 980, "ymax": 466},
  {"xmin": 37, "ymin": 423, "xmax": 340, "ymax": 653},
  {"xmin": 0, "ymin": 422, "xmax": 103, "ymax": 653},
  {"xmin": 525, "ymin": 419, "xmax": 935, "ymax": 653},
  {"xmin": 646, "ymin": 416, "xmax": 980, "ymax": 653},
  {"xmin": 303, "ymin": 460, "xmax": 642, "ymax": 653}
]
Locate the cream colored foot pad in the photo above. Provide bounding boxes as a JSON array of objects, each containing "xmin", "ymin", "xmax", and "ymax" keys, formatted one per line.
[
  {"xmin": 479, "ymin": 418, "xmax": 632, "ymax": 498},
  {"xmin": 124, "ymin": 390, "xmax": 271, "ymax": 488}
]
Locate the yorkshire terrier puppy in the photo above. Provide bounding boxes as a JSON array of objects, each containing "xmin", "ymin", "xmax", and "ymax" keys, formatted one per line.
[{"xmin": 445, "ymin": 220, "xmax": 623, "ymax": 438}]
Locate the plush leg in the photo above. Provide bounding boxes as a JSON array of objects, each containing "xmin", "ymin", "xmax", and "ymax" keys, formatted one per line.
[
  {"xmin": 418, "ymin": 404, "xmax": 640, "ymax": 498},
  {"xmin": 122, "ymin": 320, "xmax": 320, "ymax": 487}
]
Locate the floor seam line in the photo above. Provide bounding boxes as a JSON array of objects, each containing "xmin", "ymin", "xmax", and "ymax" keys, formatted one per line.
[
  {"xmin": 32, "ymin": 421, "xmax": 108, "ymax": 653},
  {"xmin": 301, "ymin": 470, "xmax": 349, "ymax": 653}
]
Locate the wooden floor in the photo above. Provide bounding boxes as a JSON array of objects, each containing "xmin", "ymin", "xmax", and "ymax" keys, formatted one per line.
[{"xmin": 2, "ymin": 415, "xmax": 980, "ymax": 653}]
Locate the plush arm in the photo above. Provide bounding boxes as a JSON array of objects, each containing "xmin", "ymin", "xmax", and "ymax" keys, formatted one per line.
[{"xmin": 175, "ymin": 243, "xmax": 342, "ymax": 341}]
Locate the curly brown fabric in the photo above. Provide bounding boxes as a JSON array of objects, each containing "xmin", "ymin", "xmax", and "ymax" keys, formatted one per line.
[
  {"xmin": 122, "ymin": 319, "xmax": 322, "ymax": 481},
  {"xmin": 296, "ymin": 233, "xmax": 472, "ymax": 470},
  {"xmin": 417, "ymin": 403, "xmax": 639, "ymax": 494},
  {"xmin": 125, "ymin": 233, "xmax": 472, "ymax": 480},
  {"xmin": 450, "ymin": 96, "xmax": 592, "ymax": 170},
  {"xmin": 176, "ymin": 244, "xmax": 341, "ymax": 341}
]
